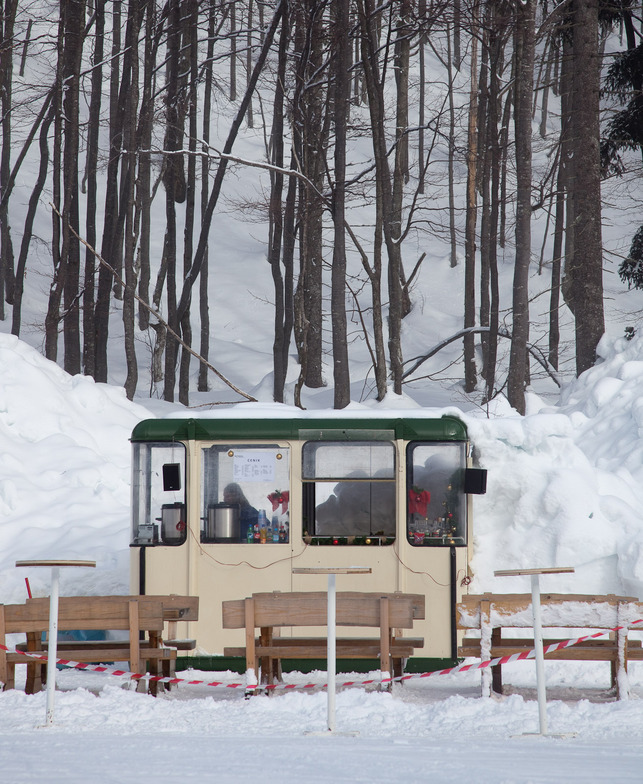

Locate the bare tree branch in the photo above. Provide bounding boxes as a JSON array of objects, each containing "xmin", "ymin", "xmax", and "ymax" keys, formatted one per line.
[{"xmin": 50, "ymin": 202, "xmax": 257, "ymax": 402}]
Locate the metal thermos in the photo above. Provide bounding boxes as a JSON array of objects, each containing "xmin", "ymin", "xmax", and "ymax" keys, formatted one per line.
[
  {"xmin": 206, "ymin": 504, "xmax": 240, "ymax": 542},
  {"xmin": 161, "ymin": 503, "xmax": 186, "ymax": 543}
]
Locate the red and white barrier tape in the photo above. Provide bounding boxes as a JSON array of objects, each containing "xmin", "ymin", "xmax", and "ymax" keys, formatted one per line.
[{"xmin": 3, "ymin": 617, "xmax": 642, "ymax": 693}]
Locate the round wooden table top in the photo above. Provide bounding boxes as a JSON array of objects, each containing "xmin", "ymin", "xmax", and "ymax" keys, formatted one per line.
[
  {"xmin": 15, "ymin": 559, "xmax": 96, "ymax": 568},
  {"xmin": 494, "ymin": 566, "xmax": 575, "ymax": 577}
]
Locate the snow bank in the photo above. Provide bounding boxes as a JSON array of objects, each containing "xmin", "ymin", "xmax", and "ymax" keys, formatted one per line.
[{"xmin": 0, "ymin": 335, "xmax": 149, "ymax": 601}]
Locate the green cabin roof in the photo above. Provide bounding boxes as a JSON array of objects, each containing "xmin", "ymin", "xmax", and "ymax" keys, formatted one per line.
[{"xmin": 131, "ymin": 414, "xmax": 468, "ymax": 443}]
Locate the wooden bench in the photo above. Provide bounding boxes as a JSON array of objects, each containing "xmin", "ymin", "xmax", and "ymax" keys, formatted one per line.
[
  {"xmin": 222, "ymin": 591, "xmax": 425, "ymax": 691},
  {"xmin": 456, "ymin": 593, "xmax": 643, "ymax": 699},
  {"xmin": 0, "ymin": 594, "xmax": 198, "ymax": 696}
]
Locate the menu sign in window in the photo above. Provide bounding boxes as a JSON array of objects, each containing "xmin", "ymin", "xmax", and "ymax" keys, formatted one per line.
[{"xmin": 233, "ymin": 450, "xmax": 276, "ymax": 482}]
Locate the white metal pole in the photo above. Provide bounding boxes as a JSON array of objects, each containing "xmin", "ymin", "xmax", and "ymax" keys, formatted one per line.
[
  {"xmin": 45, "ymin": 566, "xmax": 60, "ymax": 726},
  {"xmin": 327, "ymin": 572, "xmax": 336, "ymax": 733},
  {"xmin": 530, "ymin": 573, "xmax": 548, "ymax": 735}
]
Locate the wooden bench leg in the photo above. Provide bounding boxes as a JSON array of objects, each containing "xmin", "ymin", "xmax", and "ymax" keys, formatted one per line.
[
  {"xmin": 245, "ymin": 598, "xmax": 257, "ymax": 695},
  {"xmin": 25, "ymin": 632, "xmax": 44, "ymax": 694},
  {"xmin": 491, "ymin": 627, "xmax": 503, "ymax": 695},
  {"xmin": 480, "ymin": 600, "xmax": 492, "ymax": 698},
  {"xmin": 259, "ymin": 627, "xmax": 273, "ymax": 686},
  {"xmin": 614, "ymin": 604, "xmax": 630, "ymax": 700},
  {"xmin": 148, "ymin": 654, "xmax": 160, "ymax": 697},
  {"xmin": 379, "ymin": 597, "xmax": 392, "ymax": 692},
  {"xmin": 162, "ymin": 656, "xmax": 175, "ymax": 692}
]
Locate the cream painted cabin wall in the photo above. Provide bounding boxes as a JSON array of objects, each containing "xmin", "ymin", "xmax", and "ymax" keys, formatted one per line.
[{"xmin": 131, "ymin": 436, "xmax": 472, "ymax": 658}]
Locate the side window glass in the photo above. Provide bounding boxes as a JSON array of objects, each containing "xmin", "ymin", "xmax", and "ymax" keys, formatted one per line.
[
  {"xmin": 131, "ymin": 442, "xmax": 187, "ymax": 546},
  {"xmin": 407, "ymin": 442, "xmax": 467, "ymax": 546},
  {"xmin": 302, "ymin": 441, "xmax": 395, "ymax": 544}
]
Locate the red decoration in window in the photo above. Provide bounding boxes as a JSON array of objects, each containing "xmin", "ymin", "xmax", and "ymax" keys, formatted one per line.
[
  {"xmin": 408, "ymin": 487, "xmax": 431, "ymax": 517},
  {"xmin": 267, "ymin": 490, "xmax": 289, "ymax": 514}
]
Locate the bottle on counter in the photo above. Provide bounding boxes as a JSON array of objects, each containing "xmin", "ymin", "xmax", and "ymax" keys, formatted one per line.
[
  {"xmin": 247, "ymin": 524, "xmax": 254, "ymax": 543},
  {"xmin": 258, "ymin": 510, "xmax": 269, "ymax": 543},
  {"xmin": 272, "ymin": 516, "xmax": 280, "ymax": 542}
]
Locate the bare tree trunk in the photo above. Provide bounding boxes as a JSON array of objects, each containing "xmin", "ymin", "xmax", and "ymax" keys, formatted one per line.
[
  {"xmin": 482, "ymin": 0, "xmax": 509, "ymax": 401},
  {"xmin": 82, "ymin": 0, "xmax": 105, "ymax": 377},
  {"xmin": 178, "ymin": 0, "xmax": 199, "ymax": 406},
  {"xmin": 358, "ymin": 0, "xmax": 404, "ymax": 394},
  {"xmin": 61, "ymin": 0, "xmax": 85, "ymax": 375},
  {"xmin": 446, "ymin": 22, "xmax": 458, "ymax": 268},
  {"xmin": 453, "ymin": 0, "xmax": 461, "ymax": 69},
  {"xmin": 507, "ymin": 0, "xmax": 535, "ymax": 414},
  {"xmin": 95, "ymin": 0, "xmax": 123, "ymax": 381},
  {"xmin": 44, "ymin": 10, "xmax": 65, "ymax": 361},
  {"xmin": 0, "ymin": 0, "xmax": 18, "ymax": 315},
  {"xmin": 246, "ymin": 0, "xmax": 254, "ymax": 127},
  {"xmin": 162, "ymin": 0, "xmax": 183, "ymax": 402},
  {"xmin": 479, "ymin": 17, "xmax": 491, "ymax": 386},
  {"xmin": 418, "ymin": 0, "xmax": 426, "ymax": 194},
  {"xmin": 122, "ymin": 0, "xmax": 142, "ymax": 400},
  {"xmin": 292, "ymin": 0, "xmax": 328, "ymax": 391},
  {"xmin": 485, "ymin": 6, "xmax": 505, "ymax": 402},
  {"xmin": 229, "ymin": 0, "xmax": 236, "ymax": 100},
  {"xmin": 568, "ymin": 0, "xmax": 605, "ymax": 374},
  {"xmin": 331, "ymin": 0, "xmax": 350, "ymax": 408},
  {"xmin": 463, "ymin": 2, "xmax": 479, "ymax": 394},
  {"xmin": 269, "ymin": 10, "xmax": 289, "ymax": 403},
  {"xmin": 198, "ymin": 1, "xmax": 217, "ymax": 394},
  {"xmin": 393, "ymin": 0, "xmax": 411, "ymax": 318},
  {"xmin": 549, "ymin": 151, "xmax": 564, "ymax": 371},
  {"xmin": 46, "ymin": 1, "xmax": 85, "ymax": 369},
  {"xmin": 136, "ymin": 0, "xmax": 157, "ymax": 334}
]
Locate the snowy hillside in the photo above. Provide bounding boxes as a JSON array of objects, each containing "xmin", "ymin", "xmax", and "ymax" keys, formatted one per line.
[{"xmin": 3, "ymin": 327, "xmax": 643, "ymax": 605}]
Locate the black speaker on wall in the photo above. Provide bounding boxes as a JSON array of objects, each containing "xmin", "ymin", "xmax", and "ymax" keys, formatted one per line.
[{"xmin": 464, "ymin": 468, "xmax": 487, "ymax": 495}]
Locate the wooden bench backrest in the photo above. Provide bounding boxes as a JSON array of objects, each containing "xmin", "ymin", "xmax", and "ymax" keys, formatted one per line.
[
  {"xmin": 4, "ymin": 597, "xmax": 165, "ymax": 634},
  {"xmin": 222, "ymin": 591, "xmax": 425, "ymax": 629},
  {"xmin": 67, "ymin": 594, "xmax": 199, "ymax": 622},
  {"xmin": 457, "ymin": 593, "xmax": 642, "ymax": 629}
]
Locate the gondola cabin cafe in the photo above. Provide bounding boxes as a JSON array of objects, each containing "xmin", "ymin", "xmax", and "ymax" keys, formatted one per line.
[{"xmin": 130, "ymin": 411, "xmax": 486, "ymax": 671}]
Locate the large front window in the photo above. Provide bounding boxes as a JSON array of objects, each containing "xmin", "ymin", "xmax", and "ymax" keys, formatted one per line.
[
  {"xmin": 302, "ymin": 441, "xmax": 396, "ymax": 544},
  {"xmin": 201, "ymin": 445, "xmax": 290, "ymax": 543}
]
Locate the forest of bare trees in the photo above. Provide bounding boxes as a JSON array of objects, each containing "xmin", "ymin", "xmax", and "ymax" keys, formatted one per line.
[{"xmin": 1, "ymin": 1, "xmax": 642, "ymax": 412}]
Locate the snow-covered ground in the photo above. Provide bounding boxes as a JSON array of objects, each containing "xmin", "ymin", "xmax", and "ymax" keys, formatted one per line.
[
  {"xmin": 2, "ymin": 665, "xmax": 643, "ymax": 783},
  {"xmin": 2, "ymin": 333, "xmax": 643, "ymax": 781}
]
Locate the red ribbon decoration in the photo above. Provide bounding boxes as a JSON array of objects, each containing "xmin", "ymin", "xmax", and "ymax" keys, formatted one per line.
[
  {"xmin": 408, "ymin": 488, "xmax": 431, "ymax": 517},
  {"xmin": 268, "ymin": 490, "xmax": 289, "ymax": 514}
]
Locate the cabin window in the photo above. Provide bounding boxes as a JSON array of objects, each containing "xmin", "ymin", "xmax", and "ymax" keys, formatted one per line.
[
  {"xmin": 200, "ymin": 445, "xmax": 290, "ymax": 543},
  {"xmin": 406, "ymin": 442, "xmax": 467, "ymax": 546},
  {"xmin": 131, "ymin": 442, "xmax": 187, "ymax": 546},
  {"xmin": 302, "ymin": 441, "xmax": 395, "ymax": 545}
]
